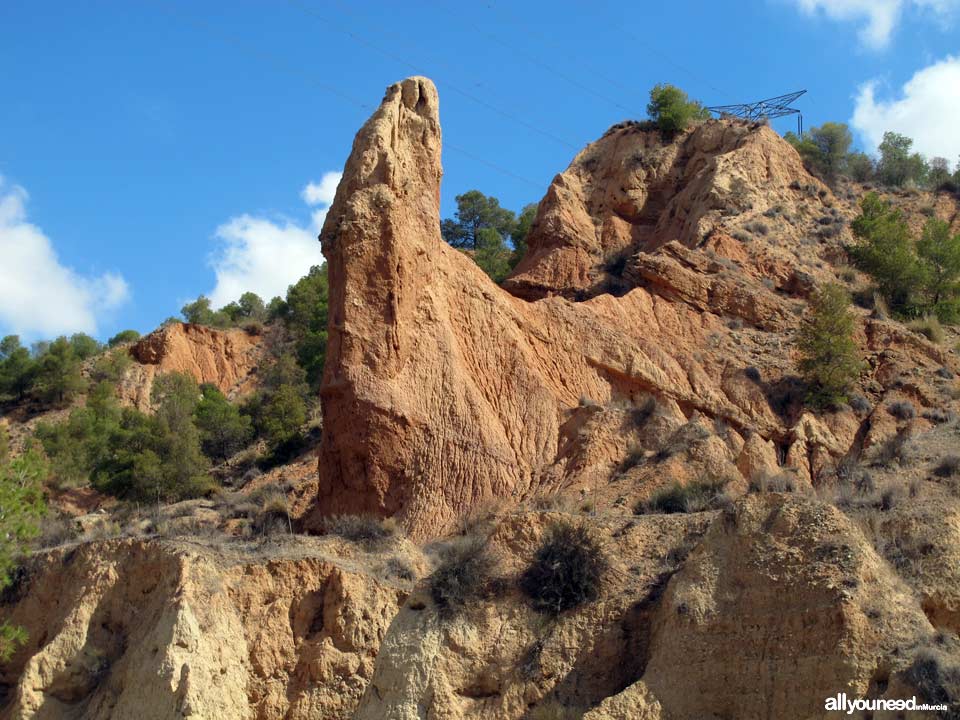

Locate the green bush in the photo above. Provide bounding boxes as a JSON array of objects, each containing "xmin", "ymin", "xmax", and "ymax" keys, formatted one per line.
[
  {"xmin": 34, "ymin": 336, "xmax": 87, "ymax": 406},
  {"xmin": 279, "ymin": 265, "xmax": 329, "ymax": 387},
  {"xmin": 916, "ymin": 219, "xmax": 960, "ymax": 322},
  {"xmin": 877, "ymin": 132, "xmax": 928, "ymax": 187},
  {"xmin": 784, "ymin": 122, "xmax": 852, "ymax": 184},
  {"xmin": 850, "ymin": 194, "xmax": 960, "ymax": 322},
  {"xmin": 193, "ymin": 384, "xmax": 253, "ymax": 460},
  {"xmin": 89, "ymin": 349, "xmax": 132, "ymax": 384},
  {"xmin": 0, "ymin": 335, "xmax": 37, "ymax": 401},
  {"xmin": 440, "ymin": 191, "xmax": 536, "ymax": 281},
  {"xmin": 107, "ymin": 329, "xmax": 141, "ymax": 347},
  {"xmin": 243, "ymin": 355, "xmax": 310, "ymax": 453},
  {"xmin": 0, "ymin": 448, "xmax": 47, "ymax": 661},
  {"xmin": 795, "ymin": 283, "xmax": 863, "ymax": 408},
  {"xmin": 848, "ymin": 193, "xmax": 926, "ymax": 314},
  {"xmin": 519, "ymin": 521, "xmax": 607, "ymax": 615},
  {"xmin": 39, "ymin": 372, "xmax": 215, "ymax": 502},
  {"xmin": 646, "ymin": 83, "xmax": 710, "ymax": 137}
]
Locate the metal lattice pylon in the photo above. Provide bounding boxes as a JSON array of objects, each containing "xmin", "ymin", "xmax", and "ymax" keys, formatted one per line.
[{"xmin": 707, "ymin": 90, "xmax": 807, "ymax": 134}]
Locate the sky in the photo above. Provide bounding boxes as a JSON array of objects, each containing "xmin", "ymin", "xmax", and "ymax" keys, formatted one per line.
[{"xmin": 1, "ymin": 0, "xmax": 959, "ymax": 343}]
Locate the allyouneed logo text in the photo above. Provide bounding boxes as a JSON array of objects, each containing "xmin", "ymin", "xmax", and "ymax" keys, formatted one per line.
[{"xmin": 825, "ymin": 693, "xmax": 947, "ymax": 714}]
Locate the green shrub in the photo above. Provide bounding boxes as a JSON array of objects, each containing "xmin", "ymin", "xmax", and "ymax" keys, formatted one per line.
[
  {"xmin": 0, "ymin": 336, "xmax": 37, "ymax": 402},
  {"xmin": 877, "ymin": 131, "xmax": 929, "ymax": 188},
  {"xmin": 0, "ymin": 449, "xmax": 47, "ymax": 660},
  {"xmin": 89, "ymin": 349, "xmax": 132, "ymax": 384},
  {"xmin": 916, "ymin": 219, "xmax": 960, "ymax": 322},
  {"xmin": 850, "ymin": 194, "xmax": 960, "ymax": 321},
  {"xmin": 519, "ymin": 521, "xmax": 608, "ymax": 615},
  {"xmin": 795, "ymin": 283, "xmax": 863, "ymax": 408},
  {"xmin": 107, "ymin": 329, "xmax": 140, "ymax": 347},
  {"xmin": 646, "ymin": 83, "xmax": 710, "ymax": 137},
  {"xmin": 36, "ymin": 375, "xmax": 216, "ymax": 502},
  {"xmin": 281, "ymin": 265, "xmax": 329, "ymax": 387},
  {"xmin": 784, "ymin": 123, "xmax": 852, "ymax": 184},
  {"xmin": 34, "ymin": 336, "xmax": 87, "ymax": 406},
  {"xmin": 194, "ymin": 384, "xmax": 253, "ymax": 461}
]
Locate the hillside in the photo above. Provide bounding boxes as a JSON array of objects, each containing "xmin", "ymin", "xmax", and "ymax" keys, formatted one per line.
[{"xmin": 3, "ymin": 76, "xmax": 960, "ymax": 719}]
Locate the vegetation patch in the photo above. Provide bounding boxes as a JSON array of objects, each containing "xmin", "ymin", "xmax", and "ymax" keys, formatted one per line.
[
  {"xmin": 325, "ymin": 514, "xmax": 397, "ymax": 549},
  {"xmin": 519, "ymin": 520, "xmax": 608, "ymax": 615},
  {"xmin": 635, "ymin": 479, "xmax": 728, "ymax": 514},
  {"xmin": 429, "ymin": 536, "xmax": 498, "ymax": 616}
]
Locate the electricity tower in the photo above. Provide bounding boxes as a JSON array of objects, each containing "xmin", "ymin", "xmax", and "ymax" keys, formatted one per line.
[{"xmin": 707, "ymin": 90, "xmax": 807, "ymax": 134}]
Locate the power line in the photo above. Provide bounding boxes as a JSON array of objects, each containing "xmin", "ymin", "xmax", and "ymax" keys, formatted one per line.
[
  {"xmin": 153, "ymin": 1, "xmax": 551, "ymax": 190},
  {"xmin": 284, "ymin": 0, "xmax": 581, "ymax": 151},
  {"xmin": 426, "ymin": 0, "xmax": 643, "ymax": 117},
  {"xmin": 482, "ymin": 1, "xmax": 638, "ymax": 97},
  {"xmin": 152, "ymin": 2, "xmax": 375, "ymax": 113},
  {"xmin": 589, "ymin": 2, "xmax": 730, "ymax": 98}
]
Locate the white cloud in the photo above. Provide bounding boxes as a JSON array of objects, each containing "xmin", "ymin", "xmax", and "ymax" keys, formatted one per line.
[
  {"xmin": 0, "ymin": 177, "xmax": 130, "ymax": 339},
  {"xmin": 851, "ymin": 55, "xmax": 960, "ymax": 161},
  {"xmin": 207, "ymin": 172, "xmax": 342, "ymax": 307},
  {"xmin": 301, "ymin": 172, "xmax": 342, "ymax": 206},
  {"xmin": 792, "ymin": 0, "xmax": 959, "ymax": 48}
]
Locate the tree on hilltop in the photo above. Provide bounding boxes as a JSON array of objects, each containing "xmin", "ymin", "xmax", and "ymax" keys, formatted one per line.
[
  {"xmin": 646, "ymin": 84, "xmax": 710, "ymax": 137},
  {"xmin": 785, "ymin": 122, "xmax": 852, "ymax": 184}
]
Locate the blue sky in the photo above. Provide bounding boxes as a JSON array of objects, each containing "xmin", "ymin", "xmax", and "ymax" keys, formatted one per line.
[{"xmin": 1, "ymin": 0, "xmax": 958, "ymax": 342}]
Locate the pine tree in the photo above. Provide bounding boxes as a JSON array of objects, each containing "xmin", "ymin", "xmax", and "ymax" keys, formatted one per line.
[{"xmin": 796, "ymin": 284, "xmax": 863, "ymax": 409}]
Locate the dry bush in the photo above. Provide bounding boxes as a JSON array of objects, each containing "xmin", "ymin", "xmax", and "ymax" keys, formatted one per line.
[
  {"xmin": 848, "ymin": 394, "xmax": 872, "ymax": 414},
  {"xmin": 749, "ymin": 472, "xmax": 800, "ymax": 494},
  {"xmin": 253, "ymin": 497, "xmax": 291, "ymax": 536},
  {"xmin": 33, "ymin": 515, "xmax": 80, "ymax": 550},
  {"xmin": 934, "ymin": 455, "xmax": 960, "ymax": 478},
  {"xmin": 905, "ymin": 642, "xmax": 960, "ymax": 711},
  {"xmin": 635, "ymin": 478, "xmax": 728, "ymax": 514},
  {"xmin": 519, "ymin": 521, "xmax": 608, "ymax": 615},
  {"xmin": 618, "ymin": 442, "xmax": 647, "ymax": 474},
  {"xmin": 653, "ymin": 421, "xmax": 712, "ymax": 462},
  {"xmin": 382, "ymin": 556, "xmax": 416, "ymax": 582},
  {"xmin": 887, "ymin": 400, "xmax": 917, "ymax": 421},
  {"xmin": 871, "ymin": 429, "xmax": 915, "ymax": 468},
  {"xmin": 429, "ymin": 535, "xmax": 498, "ymax": 616},
  {"xmin": 529, "ymin": 494, "xmax": 569, "ymax": 512},
  {"xmin": 325, "ymin": 514, "xmax": 396, "ymax": 549},
  {"xmin": 907, "ymin": 316, "xmax": 945, "ymax": 344},
  {"xmin": 456, "ymin": 498, "xmax": 508, "ymax": 537},
  {"xmin": 923, "ymin": 408, "xmax": 952, "ymax": 424}
]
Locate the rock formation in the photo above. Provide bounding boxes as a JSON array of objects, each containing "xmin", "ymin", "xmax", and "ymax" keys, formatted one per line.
[
  {"xmin": 0, "ymin": 537, "xmax": 409, "ymax": 719},
  {"xmin": 120, "ymin": 322, "xmax": 266, "ymax": 410},
  {"xmin": 354, "ymin": 495, "xmax": 938, "ymax": 719},
  {"xmin": 314, "ymin": 77, "xmax": 953, "ymax": 539}
]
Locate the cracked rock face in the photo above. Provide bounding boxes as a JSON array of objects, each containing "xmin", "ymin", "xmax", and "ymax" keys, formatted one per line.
[{"xmin": 313, "ymin": 77, "xmax": 954, "ymax": 539}]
